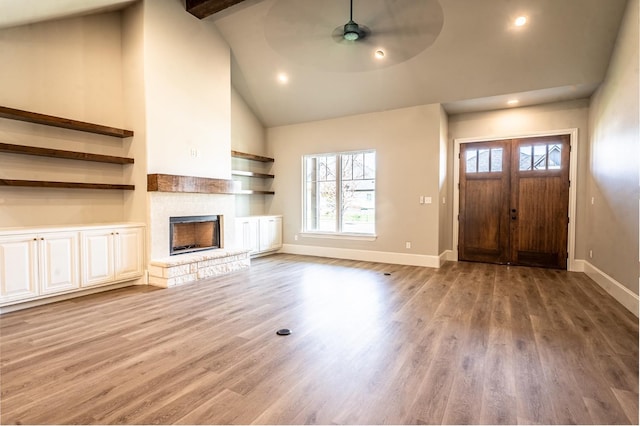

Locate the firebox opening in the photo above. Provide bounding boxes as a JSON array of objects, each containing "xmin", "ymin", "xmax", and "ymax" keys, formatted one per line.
[{"xmin": 170, "ymin": 215, "xmax": 220, "ymax": 256}]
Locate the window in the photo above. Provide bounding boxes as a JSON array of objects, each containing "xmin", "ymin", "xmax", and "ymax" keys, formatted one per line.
[
  {"xmin": 519, "ymin": 143, "xmax": 562, "ymax": 171},
  {"xmin": 303, "ymin": 150, "xmax": 376, "ymax": 234},
  {"xmin": 465, "ymin": 147, "xmax": 503, "ymax": 173}
]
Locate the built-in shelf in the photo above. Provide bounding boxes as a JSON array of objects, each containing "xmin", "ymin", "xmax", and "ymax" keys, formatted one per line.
[
  {"xmin": 0, "ymin": 179, "xmax": 134, "ymax": 190},
  {"xmin": 231, "ymin": 170, "xmax": 274, "ymax": 179},
  {"xmin": 235, "ymin": 190, "xmax": 275, "ymax": 195},
  {"xmin": 0, "ymin": 106, "xmax": 136, "ymax": 192},
  {"xmin": 0, "ymin": 143, "xmax": 134, "ymax": 164},
  {"xmin": 231, "ymin": 150, "xmax": 275, "ymax": 195},
  {"xmin": 0, "ymin": 106, "xmax": 134, "ymax": 138},
  {"xmin": 231, "ymin": 150, "xmax": 274, "ymax": 162}
]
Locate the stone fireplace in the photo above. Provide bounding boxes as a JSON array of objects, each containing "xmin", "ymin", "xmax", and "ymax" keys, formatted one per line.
[
  {"xmin": 170, "ymin": 215, "xmax": 220, "ymax": 255},
  {"xmin": 146, "ymin": 192, "xmax": 250, "ymax": 287}
]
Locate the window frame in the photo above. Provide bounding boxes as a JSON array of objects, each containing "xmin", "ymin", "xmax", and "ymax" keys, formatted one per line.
[{"xmin": 302, "ymin": 149, "xmax": 377, "ymax": 238}]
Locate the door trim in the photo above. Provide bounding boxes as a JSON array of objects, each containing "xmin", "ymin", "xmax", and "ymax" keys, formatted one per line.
[{"xmin": 453, "ymin": 128, "xmax": 579, "ymax": 271}]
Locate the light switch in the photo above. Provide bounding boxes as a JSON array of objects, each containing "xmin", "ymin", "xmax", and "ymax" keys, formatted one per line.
[{"xmin": 424, "ymin": 197, "xmax": 432, "ymax": 204}]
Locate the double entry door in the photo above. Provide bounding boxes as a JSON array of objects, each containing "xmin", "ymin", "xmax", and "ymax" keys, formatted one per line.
[{"xmin": 458, "ymin": 135, "xmax": 570, "ymax": 269}]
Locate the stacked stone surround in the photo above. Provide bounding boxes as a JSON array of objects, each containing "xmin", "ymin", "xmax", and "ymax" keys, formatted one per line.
[{"xmin": 149, "ymin": 248, "xmax": 250, "ymax": 288}]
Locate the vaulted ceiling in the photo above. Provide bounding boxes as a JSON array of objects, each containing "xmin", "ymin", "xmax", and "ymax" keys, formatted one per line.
[{"xmin": 0, "ymin": 0, "xmax": 629, "ymax": 127}]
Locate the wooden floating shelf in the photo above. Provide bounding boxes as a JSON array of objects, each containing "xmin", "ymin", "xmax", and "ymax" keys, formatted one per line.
[
  {"xmin": 0, "ymin": 106, "xmax": 134, "ymax": 138},
  {"xmin": 235, "ymin": 190, "xmax": 275, "ymax": 195},
  {"xmin": 0, "ymin": 143, "xmax": 134, "ymax": 164},
  {"xmin": 148, "ymin": 173, "xmax": 239, "ymax": 194},
  {"xmin": 231, "ymin": 170, "xmax": 274, "ymax": 179},
  {"xmin": 231, "ymin": 150, "xmax": 274, "ymax": 162},
  {"xmin": 0, "ymin": 179, "xmax": 134, "ymax": 190}
]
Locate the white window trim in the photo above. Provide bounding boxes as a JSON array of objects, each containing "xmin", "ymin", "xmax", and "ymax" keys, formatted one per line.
[
  {"xmin": 302, "ymin": 149, "xmax": 376, "ymax": 236},
  {"xmin": 300, "ymin": 232, "xmax": 378, "ymax": 241}
]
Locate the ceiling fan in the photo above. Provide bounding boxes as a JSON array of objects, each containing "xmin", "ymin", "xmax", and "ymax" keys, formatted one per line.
[
  {"xmin": 264, "ymin": 0, "xmax": 445, "ymax": 72},
  {"xmin": 340, "ymin": 0, "xmax": 368, "ymax": 41}
]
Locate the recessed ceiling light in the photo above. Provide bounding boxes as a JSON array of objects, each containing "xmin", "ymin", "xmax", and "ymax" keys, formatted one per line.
[
  {"xmin": 507, "ymin": 99, "xmax": 519, "ymax": 105},
  {"xmin": 374, "ymin": 50, "xmax": 385, "ymax": 59},
  {"xmin": 514, "ymin": 16, "xmax": 527, "ymax": 26},
  {"xmin": 277, "ymin": 73, "xmax": 289, "ymax": 84}
]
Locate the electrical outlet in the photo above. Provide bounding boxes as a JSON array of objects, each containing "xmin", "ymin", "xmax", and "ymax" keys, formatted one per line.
[
  {"xmin": 294, "ymin": 234, "xmax": 298, "ymax": 241},
  {"xmin": 589, "ymin": 249, "xmax": 593, "ymax": 259},
  {"xmin": 591, "ymin": 197, "xmax": 595, "ymax": 205},
  {"xmin": 405, "ymin": 242, "xmax": 411, "ymax": 249},
  {"xmin": 424, "ymin": 197, "xmax": 432, "ymax": 204}
]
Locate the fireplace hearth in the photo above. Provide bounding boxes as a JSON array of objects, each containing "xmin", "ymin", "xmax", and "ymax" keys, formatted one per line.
[{"xmin": 169, "ymin": 215, "xmax": 220, "ymax": 255}]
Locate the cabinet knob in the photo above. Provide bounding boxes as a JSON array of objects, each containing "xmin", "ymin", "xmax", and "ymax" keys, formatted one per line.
[{"xmin": 33, "ymin": 238, "xmax": 38, "ymax": 241}]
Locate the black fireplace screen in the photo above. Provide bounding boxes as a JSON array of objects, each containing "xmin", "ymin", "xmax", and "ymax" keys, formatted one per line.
[{"xmin": 169, "ymin": 215, "xmax": 220, "ymax": 255}]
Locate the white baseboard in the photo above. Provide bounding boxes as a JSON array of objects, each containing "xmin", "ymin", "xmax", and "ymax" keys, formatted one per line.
[
  {"xmin": 439, "ymin": 250, "xmax": 455, "ymax": 266},
  {"xmin": 582, "ymin": 260, "xmax": 639, "ymax": 317},
  {"xmin": 0, "ymin": 282, "xmax": 136, "ymax": 314},
  {"xmin": 280, "ymin": 244, "xmax": 441, "ymax": 268}
]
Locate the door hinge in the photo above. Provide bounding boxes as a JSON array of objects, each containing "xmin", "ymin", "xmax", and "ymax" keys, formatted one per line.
[{"xmin": 458, "ymin": 152, "xmax": 461, "ymax": 159}]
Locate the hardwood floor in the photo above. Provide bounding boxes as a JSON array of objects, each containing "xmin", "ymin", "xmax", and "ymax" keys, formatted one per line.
[{"xmin": 1, "ymin": 254, "xmax": 637, "ymax": 424}]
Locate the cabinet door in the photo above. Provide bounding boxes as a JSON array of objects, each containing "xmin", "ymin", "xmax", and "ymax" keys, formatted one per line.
[
  {"xmin": 114, "ymin": 227, "xmax": 144, "ymax": 281},
  {"xmin": 259, "ymin": 217, "xmax": 282, "ymax": 252},
  {"xmin": 81, "ymin": 230, "xmax": 114, "ymax": 287},
  {"xmin": 40, "ymin": 232, "xmax": 80, "ymax": 295},
  {"xmin": 236, "ymin": 218, "xmax": 260, "ymax": 254},
  {"xmin": 0, "ymin": 235, "xmax": 39, "ymax": 303}
]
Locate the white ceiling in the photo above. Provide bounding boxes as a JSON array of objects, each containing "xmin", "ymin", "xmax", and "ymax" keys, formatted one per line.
[
  {"xmin": 0, "ymin": 0, "xmax": 629, "ymax": 127},
  {"xmin": 212, "ymin": 0, "xmax": 628, "ymax": 126}
]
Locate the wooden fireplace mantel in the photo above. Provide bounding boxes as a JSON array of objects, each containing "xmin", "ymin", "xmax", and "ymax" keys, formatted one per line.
[{"xmin": 147, "ymin": 173, "xmax": 240, "ymax": 194}]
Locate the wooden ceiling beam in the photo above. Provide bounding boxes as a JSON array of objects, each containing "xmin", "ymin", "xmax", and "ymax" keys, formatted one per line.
[{"xmin": 186, "ymin": 0, "xmax": 246, "ymax": 19}]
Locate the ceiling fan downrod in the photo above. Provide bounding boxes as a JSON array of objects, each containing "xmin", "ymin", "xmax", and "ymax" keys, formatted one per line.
[{"xmin": 343, "ymin": 0, "xmax": 361, "ymax": 41}]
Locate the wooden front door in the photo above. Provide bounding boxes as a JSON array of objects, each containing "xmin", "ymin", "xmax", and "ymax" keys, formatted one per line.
[{"xmin": 459, "ymin": 135, "xmax": 570, "ymax": 269}]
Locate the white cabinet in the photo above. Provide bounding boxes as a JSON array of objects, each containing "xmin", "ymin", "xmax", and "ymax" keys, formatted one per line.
[
  {"xmin": 0, "ymin": 231, "xmax": 79, "ymax": 304},
  {"xmin": 236, "ymin": 215, "xmax": 282, "ymax": 256},
  {"xmin": 0, "ymin": 223, "xmax": 144, "ymax": 308},
  {"xmin": 81, "ymin": 226, "xmax": 144, "ymax": 287},
  {"xmin": 259, "ymin": 216, "xmax": 282, "ymax": 252},
  {"xmin": 235, "ymin": 217, "xmax": 260, "ymax": 254},
  {"xmin": 39, "ymin": 232, "xmax": 80, "ymax": 295},
  {"xmin": 0, "ymin": 235, "xmax": 39, "ymax": 303}
]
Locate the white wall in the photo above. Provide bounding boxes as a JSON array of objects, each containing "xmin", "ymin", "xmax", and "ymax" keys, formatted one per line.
[
  {"xmin": 267, "ymin": 104, "xmax": 445, "ymax": 266},
  {"xmin": 448, "ymin": 99, "xmax": 591, "ymax": 261},
  {"xmin": 587, "ymin": 0, "xmax": 639, "ymax": 295},
  {"xmin": 231, "ymin": 87, "xmax": 269, "ymax": 217},
  {"xmin": 139, "ymin": 0, "xmax": 237, "ymax": 259},
  {"xmin": 143, "ymin": 0, "xmax": 231, "ymax": 180},
  {"xmin": 0, "ymin": 12, "xmax": 127, "ymax": 227},
  {"xmin": 438, "ymin": 105, "xmax": 452, "ymax": 256}
]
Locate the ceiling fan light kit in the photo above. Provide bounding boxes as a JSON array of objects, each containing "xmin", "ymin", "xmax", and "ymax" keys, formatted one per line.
[{"xmin": 343, "ymin": 20, "xmax": 361, "ymax": 41}]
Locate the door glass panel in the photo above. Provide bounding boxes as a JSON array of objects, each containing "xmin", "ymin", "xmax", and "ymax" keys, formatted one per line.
[
  {"xmin": 490, "ymin": 148, "xmax": 503, "ymax": 172},
  {"xmin": 466, "ymin": 150, "xmax": 477, "ymax": 173},
  {"xmin": 534, "ymin": 145, "xmax": 547, "ymax": 170},
  {"xmin": 478, "ymin": 149, "xmax": 490, "ymax": 172},
  {"xmin": 548, "ymin": 144, "xmax": 561, "ymax": 169},
  {"xmin": 519, "ymin": 146, "xmax": 532, "ymax": 171}
]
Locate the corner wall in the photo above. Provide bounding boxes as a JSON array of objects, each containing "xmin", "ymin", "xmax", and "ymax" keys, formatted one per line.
[{"xmin": 586, "ymin": 0, "xmax": 639, "ymax": 302}]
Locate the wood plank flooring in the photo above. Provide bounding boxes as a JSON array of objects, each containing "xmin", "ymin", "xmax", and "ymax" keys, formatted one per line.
[{"xmin": 1, "ymin": 254, "xmax": 637, "ymax": 424}]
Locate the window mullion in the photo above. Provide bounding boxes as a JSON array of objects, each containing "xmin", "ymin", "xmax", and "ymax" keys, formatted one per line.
[{"xmin": 336, "ymin": 154, "xmax": 342, "ymax": 233}]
